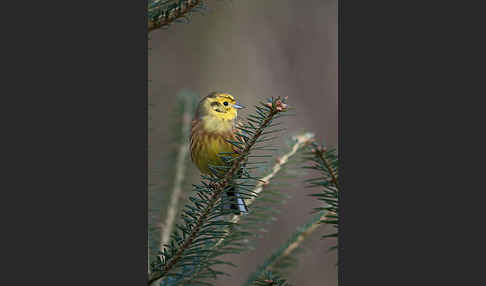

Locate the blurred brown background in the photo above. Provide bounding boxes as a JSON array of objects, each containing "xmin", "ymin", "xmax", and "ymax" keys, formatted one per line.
[{"xmin": 149, "ymin": 0, "xmax": 337, "ymax": 285}]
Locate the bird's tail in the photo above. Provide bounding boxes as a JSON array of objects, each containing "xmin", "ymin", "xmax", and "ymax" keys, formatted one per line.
[{"xmin": 223, "ymin": 185, "xmax": 248, "ymax": 215}]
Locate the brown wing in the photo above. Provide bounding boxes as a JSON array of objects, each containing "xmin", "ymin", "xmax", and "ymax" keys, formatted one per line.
[
  {"xmin": 190, "ymin": 119, "xmax": 200, "ymax": 163},
  {"xmin": 190, "ymin": 117, "xmax": 244, "ymax": 177},
  {"xmin": 190, "ymin": 118, "xmax": 235, "ymax": 157},
  {"xmin": 232, "ymin": 120, "xmax": 246, "ymax": 149}
]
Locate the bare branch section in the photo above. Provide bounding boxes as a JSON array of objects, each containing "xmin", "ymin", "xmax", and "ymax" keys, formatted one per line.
[
  {"xmin": 159, "ymin": 95, "xmax": 193, "ymax": 253},
  {"xmin": 214, "ymin": 132, "xmax": 315, "ymax": 248},
  {"xmin": 148, "ymin": 0, "xmax": 202, "ymax": 32},
  {"xmin": 280, "ymin": 214, "xmax": 326, "ymax": 259}
]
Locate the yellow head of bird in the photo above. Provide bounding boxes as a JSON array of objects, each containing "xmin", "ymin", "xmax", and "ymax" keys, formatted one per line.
[{"xmin": 196, "ymin": 92, "xmax": 244, "ymax": 121}]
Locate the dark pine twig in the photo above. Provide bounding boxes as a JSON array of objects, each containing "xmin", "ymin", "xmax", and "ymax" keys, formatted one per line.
[{"xmin": 148, "ymin": 0, "xmax": 202, "ymax": 32}]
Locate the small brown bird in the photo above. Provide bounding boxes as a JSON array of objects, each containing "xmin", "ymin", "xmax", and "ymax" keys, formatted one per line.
[{"xmin": 190, "ymin": 92, "xmax": 248, "ymax": 214}]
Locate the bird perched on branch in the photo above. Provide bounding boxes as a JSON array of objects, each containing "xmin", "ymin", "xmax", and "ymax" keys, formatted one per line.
[{"xmin": 190, "ymin": 92, "xmax": 248, "ymax": 214}]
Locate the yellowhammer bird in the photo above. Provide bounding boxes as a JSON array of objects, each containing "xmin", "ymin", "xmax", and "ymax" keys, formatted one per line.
[{"xmin": 190, "ymin": 92, "xmax": 248, "ymax": 214}]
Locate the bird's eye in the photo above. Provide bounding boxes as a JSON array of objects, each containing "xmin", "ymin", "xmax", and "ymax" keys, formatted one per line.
[{"xmin": 223, "ymin": 102, "xmax": 228, "ymax": 106}]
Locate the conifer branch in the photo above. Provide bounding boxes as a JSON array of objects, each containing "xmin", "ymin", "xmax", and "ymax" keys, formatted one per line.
[
  {"xmin": 246, "ymin": 141, "xmax": 340, "ymax": 286},
  {"xmin": 159, "ymin": 94, "xmax": 193, "ymax": 256},
  {"xmin": 314, "ymin": 146, "xmax": 339, "ymax": 190},
  {"xmin": 148, "ymin": 97, "xmax": 289, "ymax": 285},
  {"xmin": 246, "ymin": 133, "xmax": 315, "ymax": 209},
  {"xmin": 149, "ymin": 91, "xmax": 198, "ymax": 285},
  {"xmin": 244, "ymin": 212, "xmax": 326, "ymax": 286},
  {"xmin": 148, "ymin": 0, "xmax": 204, "ymax": 32},
  {"xmin": 213, "ymin": 132, "xmax": 315, "ymax": 248},
  {"xmin": 254, "ymin": 271, "xmax": 292, "ymax": 286},
  {"xmin": 280, "ymin": 215, "xmax": 324, "ymax": 258},
  {"xmin": 304, "ymin": 142, "xmax": 339, "ymax": 245},
  {"xmin": 179, "ymin": 132, "xmax": 314, "ymax": 285}
]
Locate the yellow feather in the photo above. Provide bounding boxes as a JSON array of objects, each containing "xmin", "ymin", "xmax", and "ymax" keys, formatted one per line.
[
  {"xmin": 190, "ymin": 92, "xmax": 241, "ymax": 176},
  {"xmin": 192, "ymin": 133, "xmax": 235, "ymax": 174}
]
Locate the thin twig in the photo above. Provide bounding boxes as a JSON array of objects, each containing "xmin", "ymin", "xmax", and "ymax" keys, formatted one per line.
[
  {"xmin": 148, "ymin": 236, "xmax": 151, "ymax": 275},
  {"xmin": 160, "ymin": 96, "xmax": 192, "ymax": 251},
  {"xmin": 315, "ymin": 148, "xmax": 339, "ymax": 190},
  {"xmin": 214, "ymin": 132, "xmax": 315, "ymax": 248},
  {"xmin": 279, "ymin": 214, "xmax": 326, "ymax": 259},
  {"xmin": 151, "ymin": 96, "xmax": 193, "ymax": 286}
]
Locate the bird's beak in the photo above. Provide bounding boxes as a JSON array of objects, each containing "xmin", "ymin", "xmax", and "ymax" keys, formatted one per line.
[{"xmin": 232, "ymin": 103, "xmax": 245, "ymax": 109}]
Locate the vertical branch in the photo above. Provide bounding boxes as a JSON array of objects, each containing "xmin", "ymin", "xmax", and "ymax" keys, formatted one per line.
[
  {"xmin": 316, "ymin": 149, "xmax": 339, "ymax": 190},
  {"xmin": 148, "ymin": 235, "xmax": 151, "ymax": 275},
  {"xmin": 306, "ymin": 143, "xmax": 339, "ymax": 243},
  {"xmin": 160, "ymin": 95, "xmax": 192, "ymax": 251}
]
